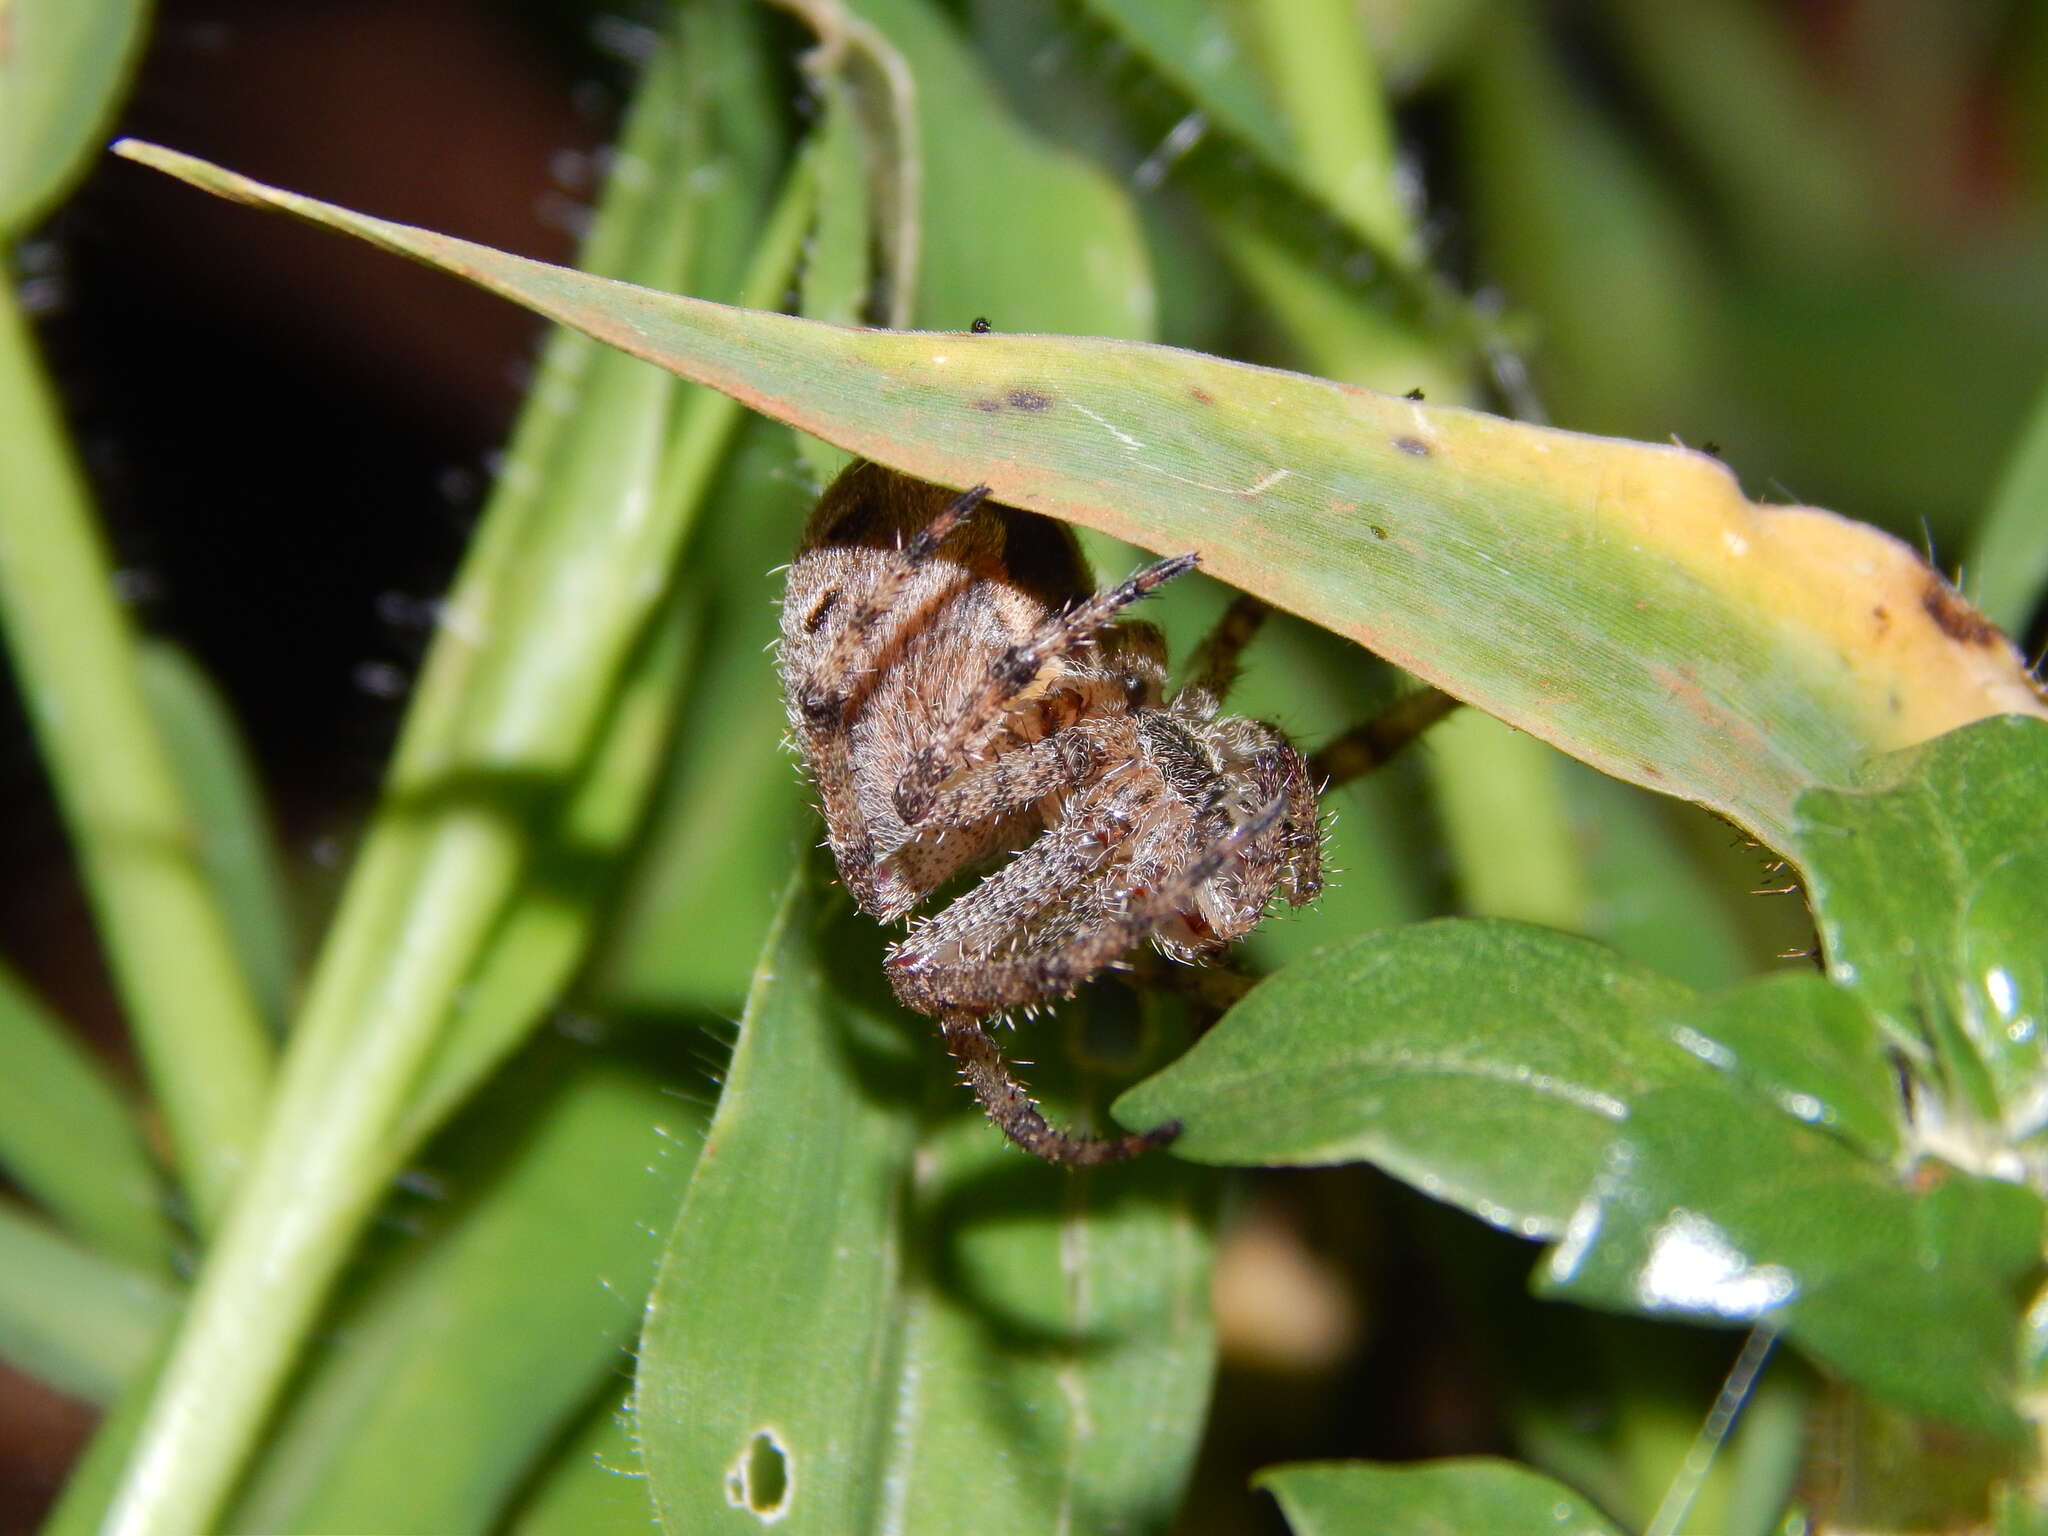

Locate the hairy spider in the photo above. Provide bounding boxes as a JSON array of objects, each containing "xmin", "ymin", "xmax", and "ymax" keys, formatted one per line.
[{"xmin": 779, "ymin": 460, "xmax": 1323, "ymax": 1165}]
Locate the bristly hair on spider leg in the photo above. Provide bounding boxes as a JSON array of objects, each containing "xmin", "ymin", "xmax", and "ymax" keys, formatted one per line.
[{"xmin": 939, "ymin": 1011, "xmax": 1178, "ymax": 1165}]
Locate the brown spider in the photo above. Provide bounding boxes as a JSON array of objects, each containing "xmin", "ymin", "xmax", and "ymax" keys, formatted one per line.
[{"xmin": 778, "ymin": 460, "xmax": 1324, "ymax": 1165}]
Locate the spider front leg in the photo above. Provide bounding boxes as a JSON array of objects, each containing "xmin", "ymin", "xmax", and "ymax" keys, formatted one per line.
[
  {"xmin": 894, "ymin": 551, "xmax": 1197, "ymax": 824},
  {"xmin": 791, "ymin": 481, "xmax": 992, "ymax": 724},
  {"xmin": 938, "ymin": 1012, "xmax": 1180, "ymax": 1166},
  {"xmin": 887, "ymin": 786, "xmax": 1294, "ymax": 1164}
]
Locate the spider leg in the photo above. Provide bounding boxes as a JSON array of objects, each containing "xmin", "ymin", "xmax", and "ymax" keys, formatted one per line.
[
  {"xmin": 1308, "ymin": 686, "xmax": 1461, "ymax": 789},
  {"xmin": 890, "ymin": 792, "xmax": 1290, "ymax": 1017},
  {"xmin": 908, "ymin": 715, "xmax": 1131, "ymax": 831},
  {"xmin": 1180, "ymin": 593, "xmax": 1269, "ymax": 701},
  {"xmin": 939, "ymin": 1012, "xmax": 1178, "ymax": 1165},
  {"xmin": 794, "ymin": 482, "xmax": 992, "ymax": 722},
  {"xmin": 895, "ymin": 552, "xmax": 1197, "ymax": 823}
]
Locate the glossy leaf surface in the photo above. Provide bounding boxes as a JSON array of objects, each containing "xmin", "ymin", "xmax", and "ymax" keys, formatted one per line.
[
  {"xmin": 1116, "ymin": 919, "xmax": 1696, "ymax": 1237},
  {"xmin": 1793, "ymin": 716, "xmax": 2048, "ymax": 1131},
  {"xmin": 1541, "ymin": 1084, "xmax": 2042, "ymax": 1437}
]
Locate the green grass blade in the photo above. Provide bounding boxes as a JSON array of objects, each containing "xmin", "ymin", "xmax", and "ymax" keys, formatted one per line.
[
  {"xmin": 637, "ymin": 871, "xmax": 1216, "ymax": 1535},
  {"xmin": 0, "ymin": 273, "xmax": 272, "ymax": 1230},
  {"xmin": 134, "ymin": 641, "xmax": 297, "ymax": 1031},
  {"xmin": 0, "ymin": 0, "xmax": 149, "ymax": 235},
  {"xmin": 0, "ymin": 1200, "xmax": 174, "ymax": 1407},
  {"xmin": 0, "ymin": 962, "xmax": 171, "ymax": 1274},
  {"xmin": 111, "ymin": 141, "xmax": 2048, "ymax": 852},
  {"xmin": 1241, "ymin": 0, "xmax": 1415, "ymax": 266},
  {"xmin": 1968, "ymin": 366, "xmax": 2048, "ymax": 636},
  {"xmin": 91, "ymin": 17, "xmax": 809, "ymax": 1531}
]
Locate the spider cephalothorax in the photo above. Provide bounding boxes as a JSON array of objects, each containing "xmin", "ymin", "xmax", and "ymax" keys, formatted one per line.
[{"xmin": 779, "ymin": 459, "xmax": 1322, "ymax": 1164}]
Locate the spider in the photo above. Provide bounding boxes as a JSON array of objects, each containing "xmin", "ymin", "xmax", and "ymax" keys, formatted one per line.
[{"xmin": 778, "ymin": 460, "xmax": 1325, "ymax": 1165}]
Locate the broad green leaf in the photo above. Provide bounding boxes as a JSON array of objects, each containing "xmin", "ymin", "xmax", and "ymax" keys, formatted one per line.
[
  {"xmin": 225, "ymin": 1037, "xmax": 703, "ymax": 1535},
  {"xmin": 637, "ymin": 870, "xmax": 1215, "ymax": 1535},
  {"xmin": 1256, "ymin": 1458, "xmax": 1624, "ymax": 1536},
  {"xmin": 0, "ymin": 961, "xmax": 171, "ymax": 1272},
  {"xmin": 1663, "ymin": 973, "xmax": 1902, "ymax": 1161},
  {"xmin": 1116, "ymin": 920, "xmax": 1697, "ymax": 1236},
  {"xmin": 135, "ymin": 641, "xmax": 297, "ymax": 1032},
  {"xmin": 1541, "ymin": 1085, "xmax": 2042, "ymax": 1437},
  {"xmin": 0, "ymin": 0, "xmax": 149, "ymax": 236},
  {"xmin": 0, "ymin": 1201, "xmax": 173, "ymax": 1406},
  {"xmin": 1792, "ymin": 716, "xmax": 2048, "ymax": 1138},
  {"xmin": 111, "ymin": 140, "xmax": 2048, "ymax": 853}
]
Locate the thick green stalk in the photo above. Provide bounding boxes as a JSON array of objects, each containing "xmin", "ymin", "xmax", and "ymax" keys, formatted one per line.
[{"xmin": 0, "ymin": 273, "xmax": 271, "ymax": 1228}]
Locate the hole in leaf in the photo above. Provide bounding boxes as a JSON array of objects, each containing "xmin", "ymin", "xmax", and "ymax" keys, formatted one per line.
[{"xmin": 724, "ymin": 1427, "xmax": 792, "ymax": 1521}]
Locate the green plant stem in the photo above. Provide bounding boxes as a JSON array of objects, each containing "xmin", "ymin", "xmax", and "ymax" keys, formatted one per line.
[
  {"xmin": 0, "ymin": 271, "xmax": 271, "ymax": 1229},
  {"xmin": 93, "ymin": 154, "xmax": 819, "ymax": 1536}
]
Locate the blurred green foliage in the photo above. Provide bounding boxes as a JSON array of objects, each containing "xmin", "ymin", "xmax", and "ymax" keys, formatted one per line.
[{"xmin": 2, "ymin": 3, "xmax": 2046, "ymax": 1534}]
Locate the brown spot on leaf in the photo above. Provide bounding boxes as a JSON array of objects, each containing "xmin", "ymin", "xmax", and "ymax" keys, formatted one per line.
[
  {"xmin": 973, "ymin": 398, "xmax": 1002, "ymax": 413},
  {"xmin": 1871, "ymin": 604, "xmax": 1890, "ymax": 638},
  {"xmin": 1190, "ymin": 386, "xmax": 1214, "ymax": 405},
  {"xmin": 1393, "ymin": 437, "xmax": 1430, "ymax": 458},
  {"xmin": 1007, "ymin": 388, "xmax": 1052, "ymax": 412},
  {"xmin": 1921, "ymin": 579, "xmax": 1999, "ymax": 647}
]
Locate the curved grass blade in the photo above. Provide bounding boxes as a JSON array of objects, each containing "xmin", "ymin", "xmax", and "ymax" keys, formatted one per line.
[
  {"xmin": 109, "ymin": 140, "xmax": 2047, "ymax": 850},
  {"xmin": 0, "ymin": 1200, "xmax": 173, "ymax": 1406},
  {"xmin": 0, "ymin": 962, "xmax": 172, "ymax": 1274},
  {"xmin": 135, "ymin": 641, "xmax": 297, "ymax": 1032},
  {"xmin": 1968, "ymin": 365, "xmax": 2048, "ymax": 637}
]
